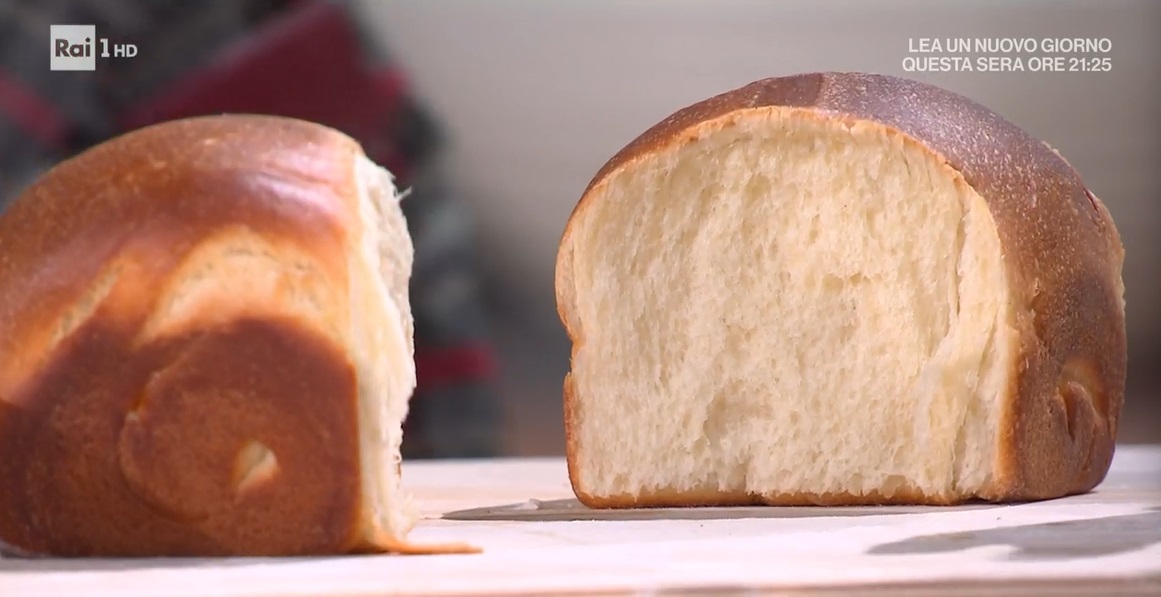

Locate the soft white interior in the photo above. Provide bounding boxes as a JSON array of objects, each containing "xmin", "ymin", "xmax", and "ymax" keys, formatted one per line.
[
  {"xmin": 350, "ymin": 155, "xmax": 419, "ymax": 540},
  {"xmin": 563, "ymin": 109, "xmax": 1014, "ymax": 502}
]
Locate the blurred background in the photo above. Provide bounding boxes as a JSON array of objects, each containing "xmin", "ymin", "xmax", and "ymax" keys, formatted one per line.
[{"xmin": 1, "ymin": 0, "xmax": 1157, "ymax": 455}]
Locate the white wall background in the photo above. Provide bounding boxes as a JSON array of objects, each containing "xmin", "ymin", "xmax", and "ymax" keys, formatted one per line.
[
  {"xmin": 358, "ymin": 0, "xmax": 1159, "ymax": 343},
  {"xmin": 354, "ymin": 0, "xmax": 1160, "ymax": 448}
]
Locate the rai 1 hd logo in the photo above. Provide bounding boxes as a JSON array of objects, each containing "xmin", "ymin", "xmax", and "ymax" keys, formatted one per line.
[{"xmin": 50, "ymin": 25, "xmax": 138, "ymax": 71}]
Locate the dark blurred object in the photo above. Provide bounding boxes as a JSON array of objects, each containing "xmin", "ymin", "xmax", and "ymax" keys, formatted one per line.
[
  {"xmin": 113, "ymin": 0, "xmax": 439, "ymax": 181},
  {"xmin": 0, "ymin": 0, "xmax": 504, "ymax": 458}
]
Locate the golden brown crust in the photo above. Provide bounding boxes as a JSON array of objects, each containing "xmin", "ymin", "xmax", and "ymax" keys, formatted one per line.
[
  {"xmin": 559, "ymin": 72, "xmax": 1127, "ymax": 506},
  {"xmin": 0, "ymin": 319, "xmax": 362, "ymax": 556},
  {"xmin": 0, "ymin": 115, "xmax": 376, "ymax": 556}
]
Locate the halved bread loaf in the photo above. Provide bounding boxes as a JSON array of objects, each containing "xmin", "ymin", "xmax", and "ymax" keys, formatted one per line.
[
  {"xmin": 0, "ymin": 115, "xmax": 471, "ymax": 556},
  {"xmin": 556, "ymin": 72, "xmax": 1127, "ymax": 507}
]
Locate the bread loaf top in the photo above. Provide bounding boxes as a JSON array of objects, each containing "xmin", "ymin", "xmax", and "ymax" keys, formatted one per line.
[
  {"xmin": 0, "ymin": 114, "xmax": 362, "ymax": 389},
  {"xmin": 558, "ymin": 72, "xmax": 1126, "ymax": 501}
]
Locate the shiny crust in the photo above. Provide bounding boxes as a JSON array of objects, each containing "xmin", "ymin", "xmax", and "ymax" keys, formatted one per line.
[
  {"xmin": 557, "ymin": 72, "xmax": 1127, "ymax": 507},
  {"xmin": 0, "ymin": 115, "xmax": 369, "ymax": 556}
]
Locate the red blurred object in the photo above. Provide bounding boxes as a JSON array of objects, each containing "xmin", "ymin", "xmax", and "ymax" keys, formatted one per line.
[
  {"xmin": 119, "ymin": 0, "xmax": 411, "ymax": 179},
  {"xmin": 0, "ymin": 72, "xmax": 67, "ymax": 150},
  {"xmin": 415, "ymin": 344, "xmax": 499, "ymax": 391}
]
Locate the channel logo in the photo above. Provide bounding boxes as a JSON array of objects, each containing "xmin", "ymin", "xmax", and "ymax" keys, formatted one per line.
[{"xmin": 50, "ymin": 25, "xmax": 138, "ymax": 71}]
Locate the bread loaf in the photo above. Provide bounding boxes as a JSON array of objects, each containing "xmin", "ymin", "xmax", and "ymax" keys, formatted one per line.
[
  {"xmin": 556, "ymin": 72, "xmax": 1127, "ymax": 507},
  {"xmin": 0, "ymin": 115, "xmax": 470, "ymax": 556}
]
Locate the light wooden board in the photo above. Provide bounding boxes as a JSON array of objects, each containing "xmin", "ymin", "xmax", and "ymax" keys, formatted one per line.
[{"xmin": 3, "ymin": 446, "xmax": 1160, "ymax": 596}]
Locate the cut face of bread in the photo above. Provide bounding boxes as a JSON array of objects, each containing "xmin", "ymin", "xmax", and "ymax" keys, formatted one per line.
[
  {"xmin": 561, "ymin": 110, "xmax": 1010, "ymax": 504},
  {"xmin": 348, "ymin": 156, "xmax": 477, "ymax": 553},
  {"xmin": 558, "ymin": 73, "xmax": 1126, "ymax": 507},
  {"xmin": 349, "ymin": 155, "xmax": 420, "ymax": 546}
]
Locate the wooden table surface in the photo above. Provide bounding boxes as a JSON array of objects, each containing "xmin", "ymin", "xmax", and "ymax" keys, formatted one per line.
[{"xmin": 3, "ymin": 446, "xmax": 1160, "ymax": 596}]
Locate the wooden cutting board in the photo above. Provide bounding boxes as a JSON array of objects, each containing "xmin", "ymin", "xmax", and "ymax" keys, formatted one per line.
[{"xmin": 3, "ymin": 446, "xmax": 1160, "ymax": 596}]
